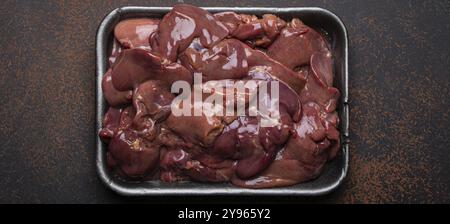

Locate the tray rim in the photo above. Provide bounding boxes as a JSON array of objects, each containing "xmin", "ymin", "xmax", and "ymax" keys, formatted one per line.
[{"xmin": 96, "ymin": 6, "xmax": 349, "ymax": 196}]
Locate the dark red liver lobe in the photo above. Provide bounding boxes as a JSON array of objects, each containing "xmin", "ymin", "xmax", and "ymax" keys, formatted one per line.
[{"xmin": 100, "ymin": 4, "xmax": 340, "ymax": 188}]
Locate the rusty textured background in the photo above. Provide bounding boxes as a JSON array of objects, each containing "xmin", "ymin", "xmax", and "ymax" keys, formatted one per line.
[{"xmin": 0, "ymin": 0, "xmax": 449, "ymax": 203}]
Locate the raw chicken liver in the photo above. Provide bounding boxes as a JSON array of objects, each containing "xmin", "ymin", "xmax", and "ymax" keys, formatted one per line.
[{"xmin": 100, "ymin": 4, "xmax": 340, "ymax": 188}]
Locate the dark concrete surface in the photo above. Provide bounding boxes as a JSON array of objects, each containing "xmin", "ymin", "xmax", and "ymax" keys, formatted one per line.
[{"xmin": 0, "ymin": 0, "xmax": 449, "ymax": 203}]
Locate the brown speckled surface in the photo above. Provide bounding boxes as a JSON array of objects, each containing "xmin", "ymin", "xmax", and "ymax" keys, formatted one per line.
[{"xmin": 0, "ymin": 0, "xmax": 449, "ymax": 203}]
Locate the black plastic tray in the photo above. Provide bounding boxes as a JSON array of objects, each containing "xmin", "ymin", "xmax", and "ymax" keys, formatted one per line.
[{"xmin": 96, "ymin": 6, "xmax": 349, "ymax": 196}]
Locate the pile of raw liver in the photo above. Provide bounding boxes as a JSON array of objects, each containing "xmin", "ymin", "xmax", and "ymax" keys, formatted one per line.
[{"xmin": 99, "ymin": 4, "xmax": 340, "ymax": 188}]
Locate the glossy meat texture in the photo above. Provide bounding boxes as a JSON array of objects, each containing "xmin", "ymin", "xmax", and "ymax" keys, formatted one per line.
[
  {"xmin": 300, "ymin": 53, "xmax": 340, "ymax": 113},
  {"xmin": 165, "ymin": 105, "xmax": 225, "ymax": 148},
  {"xmin": 180, "ymin": 38, "xmax": 249, "ymax": 81},
  {"xmin": 232, "ymin": 103, "xmax": 340, "ymax": 188},
  {"xmin": 132, "ymin": 80, "xmax": 174, "ymax": 139},
  {"xmin": 234, "ymin": 14, "xmax": 285, "ymax": 47},
  {"xmin": 215, "ymin": 12, "xmax": 286, "ymax": 47},
  {"xmin": 105, "ymin": 106, "xmax": 161, "ymax": 179},
  {"xmin": 181, "ymin": 38, "xmax": 306, "ymax": 93},
  {"xmin": 213, "ymin": 108, "xmax": 293, "ymax": 179},
  {"xmin": 267, "ymin": 18, "xmax": 330, "ymax": 70},
  {"xmin": 114, "ymin": 18, "xmax": 159, "ymax": 50},
  {"xmin": 110, "ymin": 48, "xmax": 193, "ymax": 91},
  {"xmin": 151, "ymin": 4, "xmax": 229, "ymax": 62},
  {"xmin": 99, "ymin": 107, "xmax": 122, "ymax": 143},
  {"xmin": 133, "ymin": 80, "xmax": 174, "ymax": 122},
  {"xmin": 100, "ymin": 4, "xmax": 341, "ymax": 188},
  {"xmin": 232, "ymin": 53, "xmax": 340, "ymax": 188},
  {"xmin": 245, "ymin": 50, "xmax": 307, "ymax": 94},
  {"xmin": 101, "ymin": 69, "xmax": 132, "ymax": 107},
  {"xmin": 246, "ymin": 66, "xmax": 302, "ymax": 122},
  {"xmin": 108, "ymin": 40, "xmax": 123, "ymax": 67},
  {"xmin": 160, "ymin": 148, "xmax": 236, "ymax": 182}
]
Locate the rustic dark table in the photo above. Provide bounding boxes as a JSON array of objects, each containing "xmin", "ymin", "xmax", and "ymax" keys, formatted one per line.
[{"xmin": 0, "ymin": 0, "xmax": 448, "ymax": 203}]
